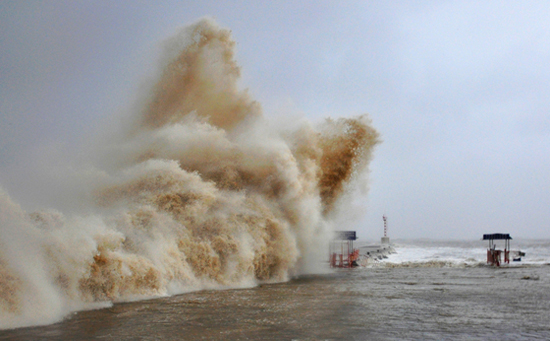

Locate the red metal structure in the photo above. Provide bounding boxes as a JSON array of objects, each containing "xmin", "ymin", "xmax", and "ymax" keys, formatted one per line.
[
  {"xmin": 330, "ymin": 231, "xmax": 359, "ymax": 268},
  {"xmin": 483, "ymin": 233, "xmax": 511, "ymax": 266}
]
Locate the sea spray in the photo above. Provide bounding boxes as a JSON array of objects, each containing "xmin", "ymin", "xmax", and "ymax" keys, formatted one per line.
[{"xmin": 0, "ymin": 18, "xmax": 380, "ymax": 329}]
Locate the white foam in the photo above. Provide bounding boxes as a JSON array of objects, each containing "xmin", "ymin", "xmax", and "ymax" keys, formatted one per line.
[{"xmin": 368, "ymin": 239, "xmax": 550, "ymax": 268}]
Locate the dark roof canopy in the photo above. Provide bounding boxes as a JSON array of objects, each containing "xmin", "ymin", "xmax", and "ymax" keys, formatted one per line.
[
  {"xmin": 483, "ymin": 233, "xmax": 512, "ymax": 240},
  {"xmin": 334, "ymin": 231, "xmax": 357, "ymax": 240}
]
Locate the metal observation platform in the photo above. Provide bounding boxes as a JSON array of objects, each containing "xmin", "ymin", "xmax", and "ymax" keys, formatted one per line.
[
  {"xmin": 329, "ymin": 231, "xmax": 359, "ymax": 268},
  {"xmin": 483, "ymin": 233, "xmax": 511, "ymax": 266}
]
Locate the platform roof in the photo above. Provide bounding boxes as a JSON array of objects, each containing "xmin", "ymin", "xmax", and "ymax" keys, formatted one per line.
[
  {"xmin": 333, "ymin": 231, "xmax": 357, "ymax": 240},
  {"xmin": 483, "ymin": 233, "xmax": 512, "ymax": 240}
]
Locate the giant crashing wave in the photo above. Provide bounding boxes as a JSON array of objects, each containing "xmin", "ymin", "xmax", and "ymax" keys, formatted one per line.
[{"xmin": 0, "ymin": 18, "xmax": 380, "ymax": 329}]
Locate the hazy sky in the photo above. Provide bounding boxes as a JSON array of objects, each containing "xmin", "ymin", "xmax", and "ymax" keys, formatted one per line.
[{"xmin": 1, "ymin": 1, "xmax": 549, "ymax": 240}]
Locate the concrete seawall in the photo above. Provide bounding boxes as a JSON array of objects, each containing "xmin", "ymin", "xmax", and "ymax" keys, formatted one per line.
[{"xmin": 359, "ymin": 244, "xmax": 396, "ymax": 263}]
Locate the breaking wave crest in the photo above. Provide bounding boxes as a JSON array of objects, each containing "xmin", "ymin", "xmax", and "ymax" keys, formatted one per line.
[{"xmin": 0, "ymin": 18, "xmax": 379, "ymax": 329}]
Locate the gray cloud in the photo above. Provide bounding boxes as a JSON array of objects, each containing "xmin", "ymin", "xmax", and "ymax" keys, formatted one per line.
[{"xmin": 1, "ymin": 1, "xmax": 548, "ymax": 239}]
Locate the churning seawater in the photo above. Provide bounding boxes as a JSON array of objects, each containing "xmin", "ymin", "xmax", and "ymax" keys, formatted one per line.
[
  {"xmin": 1, "ymin": 15, "xmax": 548, "ymax": 341},
  {"xmin": 2, "ymin": 239, "xmax": 549, "ymax": 340}
]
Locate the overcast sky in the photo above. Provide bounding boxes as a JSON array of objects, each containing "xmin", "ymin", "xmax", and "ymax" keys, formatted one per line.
[{"xmin": 1, "ymin": 1, "xmax": 549, "ymax": 240}]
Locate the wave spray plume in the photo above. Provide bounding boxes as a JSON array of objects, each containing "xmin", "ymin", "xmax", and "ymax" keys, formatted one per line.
[{"xmin": 0, "ymin": 18, "xmax": 380, "ymax": 329}]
